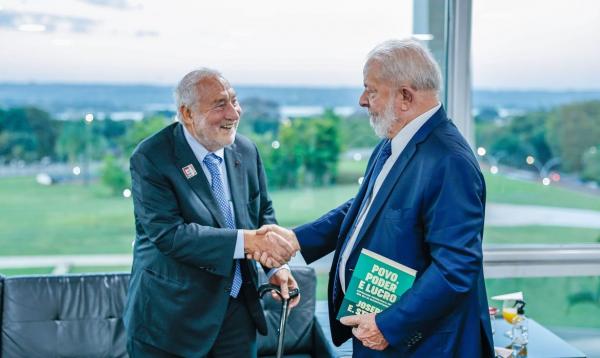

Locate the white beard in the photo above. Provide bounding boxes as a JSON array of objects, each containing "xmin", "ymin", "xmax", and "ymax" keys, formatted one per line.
[{"xmin": 369, "ymin": 99, "xmax": 397, "ymax": 138}]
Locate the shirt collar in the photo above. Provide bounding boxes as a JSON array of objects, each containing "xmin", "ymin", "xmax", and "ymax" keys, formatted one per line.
[
  {"xmin": 390, "ymin": 102, "xmax": 441, "ymax": 156},
  {"xmin": 182, "ymin": 124, "xmax": 225, "ymax": 163}
]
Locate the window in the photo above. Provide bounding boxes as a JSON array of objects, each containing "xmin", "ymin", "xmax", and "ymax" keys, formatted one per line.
[{"xmin": 472, "ymin": 0, "xmax": 600, "ymax": 344}]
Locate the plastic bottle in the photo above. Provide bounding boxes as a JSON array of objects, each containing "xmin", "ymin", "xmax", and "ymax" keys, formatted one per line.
[{"xmin": 511, "ymin": 300, "xmax": 528, "ymax": 357}]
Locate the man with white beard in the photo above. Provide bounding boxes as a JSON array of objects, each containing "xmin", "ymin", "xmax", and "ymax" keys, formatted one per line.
[
  {"xmin": 256, "ymin": 39, "xmax": 494, "ymax": 357},
  {"xmin": 124, "ymin": 68, "xmax": 300, "ymax": 357}
]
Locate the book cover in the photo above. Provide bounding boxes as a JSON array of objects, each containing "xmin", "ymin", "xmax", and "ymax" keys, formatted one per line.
[{"xmin": 337, "ymin": 248, "xmax": 417, "ymax": 320}]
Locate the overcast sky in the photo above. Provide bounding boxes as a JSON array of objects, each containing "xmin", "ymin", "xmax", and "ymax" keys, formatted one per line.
[{"xmin": 1, "ymin": 0, "xmax": 599, "ymax": 89}]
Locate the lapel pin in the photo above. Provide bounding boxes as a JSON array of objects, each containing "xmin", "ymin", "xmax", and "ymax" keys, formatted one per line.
[{"xmin": 182, "ymin": 164, "xmax": 197, "ymax": 179}]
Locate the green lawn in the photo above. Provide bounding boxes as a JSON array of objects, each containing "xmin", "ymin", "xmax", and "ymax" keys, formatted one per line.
[
  {"xmin": 485, "ymin": 173, "xmax": 600, "ymax": 211},
  {"xmin": 273, "ymin": 184, "xmax": 357, "ymax": 227},
  {"xmin": 0, "ymin": 267, "xmax": 54, "ymax": 276},
  {"xmin": 0, "ymin": 177, "xmax": 134, "ymax": 256},
  {"xmin": 1, "ymin": 173, "xmax": 599, "ymax": 256},
  {"xmin": 0, "ymin": 266, "xmax": 131, "ymax": 277},
  {"xmin": 484, "ymin": 226, "xmax": 600, "ymax": 245},
  {"xmin": 68, "ymin": 265, "xmax": 132, "ymax": 273}
]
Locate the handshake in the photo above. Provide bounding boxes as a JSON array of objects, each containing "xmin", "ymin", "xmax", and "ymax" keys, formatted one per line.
[{"xmin": 243, "ymin": 225, "xmax": 299, "ymax": 268}]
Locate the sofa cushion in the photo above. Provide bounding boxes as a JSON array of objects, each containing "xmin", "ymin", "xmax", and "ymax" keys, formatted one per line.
[{"xmin": 1, "ymin": 273, "xmax": 129, "ymax": 358}]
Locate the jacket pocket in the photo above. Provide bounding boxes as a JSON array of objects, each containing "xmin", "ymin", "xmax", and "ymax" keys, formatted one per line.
[{"xmin": 139, "ymin": 268, "xmax": 189, "ymax": 336}]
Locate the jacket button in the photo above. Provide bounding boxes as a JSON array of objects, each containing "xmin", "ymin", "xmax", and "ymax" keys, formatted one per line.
[{"xmin": 225, "ymin": 286, "xmax": 231, "ymax": 292}]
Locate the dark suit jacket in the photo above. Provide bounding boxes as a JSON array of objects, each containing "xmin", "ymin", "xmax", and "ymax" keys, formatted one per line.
[
  {"xmin": 123, "ymin": 123, "xmax": 275, "ymax": 357},
  {"xmin": 295, "ymin": 107, "xmax": 494, "ymax": 357}
]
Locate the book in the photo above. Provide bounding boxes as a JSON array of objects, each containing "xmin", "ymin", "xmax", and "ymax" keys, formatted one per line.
[{"xmin": 337, "ymin": 248, "xmax": 417, "ymax": 320}]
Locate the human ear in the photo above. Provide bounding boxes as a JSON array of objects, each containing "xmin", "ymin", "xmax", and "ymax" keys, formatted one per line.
[
  {"xmin": 396, "ymin": 87, "xmax": 413, "ymax": 111},
  {"xmin": 180, "ymin": 105, "xmax": 192, "ymax": 124}
]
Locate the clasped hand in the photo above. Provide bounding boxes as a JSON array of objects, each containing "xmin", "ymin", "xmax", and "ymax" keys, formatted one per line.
[
  {"xmin": 243, "ymin": 224, "xmax": 299, "ymax": 268},
  {"xmin": 340, "ymin": 313, "xmax": 389, "ymax": 351}
]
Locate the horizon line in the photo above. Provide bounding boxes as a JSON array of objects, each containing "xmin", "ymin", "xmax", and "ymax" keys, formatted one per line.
[{"xmin": 1, "ymin": 81, "xmax": 600, "ymax": 92}]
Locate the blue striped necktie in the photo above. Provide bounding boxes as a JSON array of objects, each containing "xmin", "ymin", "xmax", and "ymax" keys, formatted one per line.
[{"xmin": 203, "ymin": 153, "xmax": 242, "ymax": 298}]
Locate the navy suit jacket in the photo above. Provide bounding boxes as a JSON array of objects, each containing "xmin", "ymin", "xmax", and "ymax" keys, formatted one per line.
[
  {"xmin": 123, "ymin": 123, "xmax": 275, "ymax": 356},
  {"xmin": 295, "ymin": 107, "xmax": 494, "ymax": 357}
]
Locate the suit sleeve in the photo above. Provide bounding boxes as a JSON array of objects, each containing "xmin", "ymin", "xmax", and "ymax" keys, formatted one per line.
[
  {"xmin": 131, "ymin": 151, "xmax": 237, "ymax": 277},
  {"xmin": 293, "ymin": 199, "xmax": 354, "ymax": 264},
  {"xmin": 376, "ymin": 154, "xmax": 485, "ymax": 347}
]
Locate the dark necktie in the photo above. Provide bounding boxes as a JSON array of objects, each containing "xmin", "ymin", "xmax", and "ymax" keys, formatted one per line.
[{"xmin": 363, "ymin": 140, "xmax": 393, "ymax": 201}]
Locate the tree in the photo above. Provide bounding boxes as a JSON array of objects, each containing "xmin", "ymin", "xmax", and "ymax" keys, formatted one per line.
[
  {"xmin": 55, "ymin": 121, "xmax": 87, "ymax": 162},
  {"xmin": 0, "ymin": 107, "xmax": 58, "ymax": 161},
  {"xmin": 581, "ymin": 146, "xmax": 600, "ymax": 183},
  {"xmin": 255, "ymin": 110, "xmax": 342, "ymax": 188},
  {"xmin": 100, "ymin": 155, "xmax": 130, "ymax": 196},
  {"xmin": 259, "ymin": 120, "xmax": 304, "ymax": 188},
  {"xmin": 122, "ymin": 115, "xmax": 170, "ymax": 157},
  {"xmin": 239, "ymin": 97, "xmax": 280, "ymax": 135},
  {"xmin": 476, "ymin": 111, "xmax": 554, "ymax": 168},
  {"xmin": 304, "ymin": 109, "xmax": 342, "ymax": 185},
  {"xmin": 474, "ymin": 106, "xmax": 500, "ymax": 122},
  {"xmin": 547, "ymin": 100, "xmax": 600, "ymax": 172},
  {"xmin": 55, "ymin": 119, "xmax": 109, "ymax": 163},
  {"xmin": 340, "ymin": 112, "xmax": 379, "ymax": 149}
]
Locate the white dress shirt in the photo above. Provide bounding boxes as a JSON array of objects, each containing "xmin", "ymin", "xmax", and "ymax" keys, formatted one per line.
[
  {"xmin": 183, "ymin": 126, "xmax": 287, "ymax": 277},
  {"xmin": 339, "ymin": 103, "xmax": 442, "ymax": 291},
  {"xmin": 182, "ymin": 126, "xmax": 245, "ymax": 259}
]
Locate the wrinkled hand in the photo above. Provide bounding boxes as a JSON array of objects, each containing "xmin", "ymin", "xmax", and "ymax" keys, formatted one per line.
[
  {"xmin": 340, "ymin": 313, "xmax": 389, "ymax": 351},
  {"xmin": 268, "ymin": 268, "xmax": 301, "ymax": 309},
  {"xmin": 248, "ymin": 225, "xmax": 300, "ymax": 267},
  {"xmin": 243, "ymin": 229, "xmax": 296, "ymax": 268}
]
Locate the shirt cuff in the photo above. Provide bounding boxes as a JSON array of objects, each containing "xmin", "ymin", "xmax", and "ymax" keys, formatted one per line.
[
  {"xmin": 267, "ymin": 264, "xmax": 290, "ymax": 280},
  {"xmin": 234, "ymin": 230, "xmax": 245, "ymax": 259}
]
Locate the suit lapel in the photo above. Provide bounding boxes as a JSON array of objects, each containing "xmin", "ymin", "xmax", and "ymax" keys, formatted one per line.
[
  {"xmin": 172, "ymin": 123, "xmax": 228, "ymax": 228},
  {"xmin": 351, "ymin": 107, "xmax": 448, "ymax": 252},
  {"xmin": 224, "ymin": 143, "xmax": 247, "ymax": 228}
]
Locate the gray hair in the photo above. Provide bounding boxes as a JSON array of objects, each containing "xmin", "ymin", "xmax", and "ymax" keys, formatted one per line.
[
  {"xmin": 364, "ymin": 39, "xmax": 442, "ymax": 93},
  {"xmin": 174, "ymin": 68, "xmax": 223, "ymax": 121}
]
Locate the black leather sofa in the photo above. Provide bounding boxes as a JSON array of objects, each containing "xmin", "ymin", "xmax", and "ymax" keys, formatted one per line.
[{"xmin": 0, "ymin": 266, "xmax": 335, "ymax": 358}]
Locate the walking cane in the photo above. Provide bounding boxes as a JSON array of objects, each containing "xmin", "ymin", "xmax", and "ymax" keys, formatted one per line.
[{"xmin": 259, "ymin": 284, "xmax": 300, "ymax": 358}]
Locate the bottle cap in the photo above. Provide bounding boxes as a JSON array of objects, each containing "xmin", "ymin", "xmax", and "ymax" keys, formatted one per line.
[{"xmin": 515, "ymin": 300, "xmax": 526, "ymax": 315}]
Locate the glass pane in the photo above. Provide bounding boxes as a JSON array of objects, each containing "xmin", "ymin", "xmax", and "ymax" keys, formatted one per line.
[
  {"xmin": 0, "ymin": 1, "xmax": 449, "ymax": 276},
  {"xmin": 472, "ymin": 0, "xmax": 600, "ymax": 245},
  {"xmin": 413, "ymin": 0, "xmax": 449, "ymax": 103}
]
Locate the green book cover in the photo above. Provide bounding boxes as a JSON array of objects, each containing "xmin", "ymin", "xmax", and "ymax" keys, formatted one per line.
[{"xmin": 337, "ymin": 248, "xmax": 417, "ymax": 320}]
